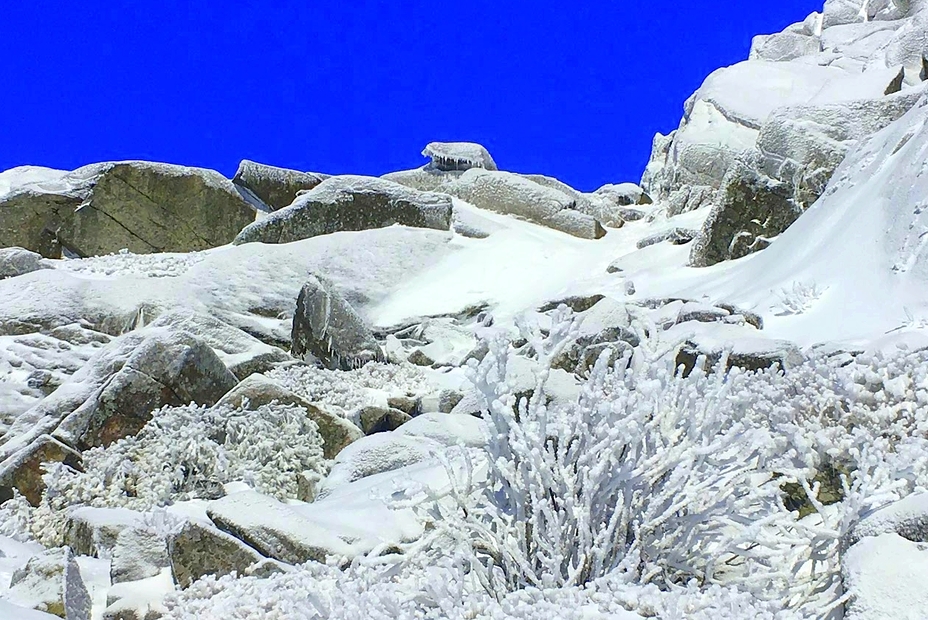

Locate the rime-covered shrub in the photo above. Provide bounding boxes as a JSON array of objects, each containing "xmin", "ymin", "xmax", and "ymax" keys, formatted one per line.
[
  {"xmin": 26, "ymin": 401, "xmax": 325, "ymax": 545},
  {"xmin": 162, "ymin": 555, "xmax": 799, "ymax": 620},
  {"xmin": 266, "ymin": 362, "xmax": 431, "ymax": 413},
  {"xmin": 410, "ymin": 315, "xmax": 928, "ymax": 616}
]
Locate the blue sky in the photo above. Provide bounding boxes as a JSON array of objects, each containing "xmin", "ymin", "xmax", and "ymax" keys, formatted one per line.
[{"xmin": 1, "ymin": 1, "xmax": 823, "ymax": 191}]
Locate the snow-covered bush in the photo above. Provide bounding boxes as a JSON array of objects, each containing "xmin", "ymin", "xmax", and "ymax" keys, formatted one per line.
[
  {"xmin": 773, "ymin": 281, "xmax": 826, "ymax": 315},
  {"xmin": 25, "ymin": 401, "xmax": 325, "ymax": 545},
  {"xmin": 266, "ymin": 361, "xmax": 431, "ymax": 413}
]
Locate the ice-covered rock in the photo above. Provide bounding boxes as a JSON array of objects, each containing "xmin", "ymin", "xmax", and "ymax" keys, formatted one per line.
[
  {"xmin": 231, "ymin": 159, "xmax": 328, "ymax": 211},
  {"xmin": 5, "ymin": 547, "xmax": 92, "ymax": 620},
  {"xmin": 749, "ymin": 32, "xmax": 822, "ymax": 62},
  {"xmin": 233, "ymin": 175, "xmax": 453, "ymax": 245},
  {"xmin": 217, "ymin": 373, "xmax": 362, "ymax": 458},
  {"xmin": 101, "ymin": 569, "xmax": 173, "ymax": 620},
  {"xmin": 670, "ymin": 322, "xmax": 804, "ymax": 376},
  {"xmin": 291, "ymin": 275, "xmax": 385, "ymax": 371},
  {"xmin": 448, "ymin": 169, "xmax": 606, "ymax": 239},
  {"xmin": 842, "ymin": 532, "xmax": 928, "ymax": 620},
  {"xmin": 395, "ymin": 412, "xmax": 487, "ymax": 448},
  {"xmin": 207, "ymin": 490, "xmax": 353, "ymax": 564},
  {"xmin": 636, "ymin": 227, "xmax": 697, "ymax": 250},
  {"xmin": 0, "ymin": 161, "xmax": 257, "ymax": 258},
  {"xmin": 0, "ymin": 248, "xmax": 50, "ymax": 280},
  {"xmin": 167, "ymin": 521, "xmax": 265, "ymax": 588},
  {"xmin": 846, "ymin": 492, "xmax": 928, "ymax": 547},
  {"xmin": 63, "ymin": 507, "xmax": 143, "ymax": 558},
  {"xmin": 316, "ymin": 433, "xmax": 442, "ymax": 499},
  {"xmin": 110, "ymin": 526, "xmax": 171, "ymax": 584},
  {"xmin": 422, "ymin": 142, "xmax": 497, "ymax": 172}
]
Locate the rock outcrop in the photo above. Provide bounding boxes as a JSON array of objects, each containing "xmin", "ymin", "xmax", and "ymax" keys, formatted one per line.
[
  {"xmin": 0, "ymin": 161, "xmax": 257, "ymax": 258},
  {"xmin": 234, "ymin": 175, "xmax": 453, "ymax": 245},
  {"xmin": 231, "ymin": 159, "xmax": 328, "ymax": 211},
  {"xmin": 5, "ymin": 547, "xmax": 92, "ymax": 620},
  {"xmin": 291, "ymin": 276, "xmax": 384, "ymax": 371}
]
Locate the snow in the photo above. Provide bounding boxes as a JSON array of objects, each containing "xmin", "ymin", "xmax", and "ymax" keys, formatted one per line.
[
  {"xmin": 0, "ymin": 599, "xmax": 59, "ymax": 619},
  {"xmin": 842, "ymin": 533, "xmax": 928, "ymax": 619}
]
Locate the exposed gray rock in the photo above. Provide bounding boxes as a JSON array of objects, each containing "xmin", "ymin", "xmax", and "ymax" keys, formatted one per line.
[
  {"xmin": 291, "ymin": 275, "xmax": 384, "ymax": 371},
  {"xmin": 216, "ymin": 374, "xmax": 363, "ymax": 459},
  {"xmin": 0, "ymin": 435, "xmax": 81, "ymax": 506},
  {"xmin": 357, "ymin": 406, "xmax": 411, "ymax": 435},
  {"xmin": 0, "ymin": 162, "xmax": 257, "ymax": 259},
  {"xmin": 232, "ymin": 160, "xmax": 328, "ymax": 211},
  {"xmin": 407, "ymin": 348, "xmax": 435, "ymax": 367},
  {"xmin": 0, "ymin": 247, "xmax": 50, "ymax": 279},
  {"xmin": 168, "ymin": 521, "xmax": 265, "ymax": 588},
  {"xmin": 690, "ymin": 164, "xmax": 800, "ymax": 267},
  {"xmin": 6, "ymin": 547, "xmax": 92, "ymax": 620},
  {"xmin": 53, "ymin": 327, "xmax": 238, "ymax": 450},
  {"xmin": 386, "ymin": 395, "xmax": 421, "ymax": 417},
  {"xmin": 234, "ymin": 175, "xmax": 453, "ymax": 245}
]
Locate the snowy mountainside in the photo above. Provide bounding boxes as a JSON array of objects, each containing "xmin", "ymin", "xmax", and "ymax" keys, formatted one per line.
[{"xmin": 1, "ymin": 1, "xmax": 928, "ymax": 619}]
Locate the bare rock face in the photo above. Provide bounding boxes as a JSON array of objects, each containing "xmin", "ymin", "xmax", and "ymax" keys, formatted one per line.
[
  {"xmin": 0, "ymin": 435, "xmax": 81, "ymax": 506},
  {"xmin": 291, "ymin": 276, "xmax": 384, "ymax": 371},
  {"xmin": 233, "ymin": 175, "xmax": 453, "ymax": 245},
  {"xmin": 6, "ymin": 547, "xmax": 92, "ymax": 620},
  {"xmin": 53, "ymin": 327, "xmax": 238, "ymax": 450},
  {"xmin": 232, "ymin": 159, "xmax": 329, "ymax": 211},
  {"xmin": 217, "ymin": 374, "xmax": 363, "ymax": 458},
  {"xmin": 0, "ymin": 161, "xmax": 257, "ymax": 258},
  {"xmin": 689, "ymin": 164, "xmax": 801, "ymax": 267},
  {"xmin": 168, "ymin": 521, "xmax": 266, "ymax": 588},
  {"xmin": 357, "ymin": 406, "xmax": 411, "ymax": 435}
]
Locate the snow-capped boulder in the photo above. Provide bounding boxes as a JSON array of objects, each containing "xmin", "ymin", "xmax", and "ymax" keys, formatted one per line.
[
  {"xmin": 842, "ymin": 532, "xmax": 928, "ymax": 620},
  {"xmin": 395, "ymin": 412, "xmax": 487, "ymax": 448},
  {"xmin": 63, "ymin": 507, "xmax": 143, "ymax": 558},
  {"xmin": 0, "ymin": 600, "xmax": 60, "ymax": 619},
  {"xmin": 846, "ymin": 493, "xmax": 928, "ymax": 548},
  {"xmin": 689, "ymin": 163, "xmax": 800, "ymax": 267},
  {"xmin": 636, "ymin": 227, "xmax": 697, "ymax": 250},
  {"xmin": 168, "ymin": 521, "xmax": 266, "ymax": 588},
  {"xmin": 110, "ymin": 526, "xmax": 171, "ymax": 585},
  {"xmin": 233, "ymin": 175, "xmax": 453, "ymax": 245},
  {"xmin": 749, "ymin": 32, "xmax": 822, "ymax": 62},
  {"xmin": 0, "ymin": 161, "xmax": 257, "ymax": 258},
  {"xmin": 207, "ymin": 490, "xmax": 353, "ymax": 564},
  {"xmin": 52, "ymin": 327, "xmax": 238, "ymax": 450},
  {"xmin": 422, "ymin": 142, "xmax": 497, "ymax": 172},
  {"xmin": 102, "ymin": 570, "xmax": 173, "ymax": 620},
  {"xmin": 0, "ymin": 435, "xmax": 81, "ymax": 506},
  {"xmin": 672, "ymin": 324, "xmax": 804, "ymax": 376},
  {"xmin": 0, "ymin": 248, "xmax": 50, "ymax": 280},
  {"xmin": 550, "ymin": 297, "xmax": 640, "ymax": 375},
  {"xmin": 216, "ymin": 374, "xmax": 363, "ymax": 459},
  {"xmin": 448, "ymin": 169, "xmax": 606, "ymax": 239},
  {"xmin": 291, "ymin": 275, "xmax": 385, "ymax": 371},
  {"xmin": 146, "ymin": 310, "xmax": 291, "ymax": 380},
  {"xmin": 5, "ymin": 547, "xmax": 92, "ymax": 620},
  {"xmin": 231, "ymin": 159, "xmax": 328, "ymax": 211},
  {"xmin": 757, "ymin": 90, "xmax": 923, "ymax": 210},
  {"xmin": 316, "ymin": 433, "xmax": 442, "ymax": 499}
]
